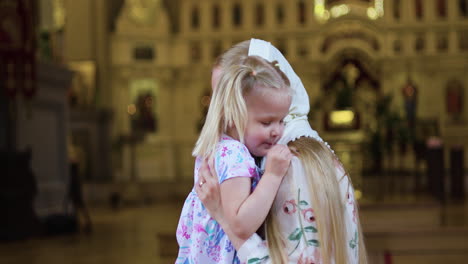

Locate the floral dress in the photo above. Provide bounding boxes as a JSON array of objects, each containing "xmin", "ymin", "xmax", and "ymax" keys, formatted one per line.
[
  {"xmin": 237, "ymin": 157, "xmax": 360, "ymax": 264},
  {"xmin": 176, "ymin": 135, "xmax": 261, "ymax": 264}
]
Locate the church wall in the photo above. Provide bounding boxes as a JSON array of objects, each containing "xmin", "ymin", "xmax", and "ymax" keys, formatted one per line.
[
  {"xmin": 63, "ymin": 0, "xmax": 95, "ymax": 61},
  {"xmin": 105, "ymin": 0, "xmax": 468, "ymax": 183}
]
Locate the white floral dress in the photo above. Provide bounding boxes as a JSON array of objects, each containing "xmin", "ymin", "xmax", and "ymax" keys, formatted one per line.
[
  {"xmin": 237, "ymin": 157, "xmax": 360, "ymax": 264},
  {"xmin": 176, "ymin": 135, "xmax": 261, "ymax": 264}
]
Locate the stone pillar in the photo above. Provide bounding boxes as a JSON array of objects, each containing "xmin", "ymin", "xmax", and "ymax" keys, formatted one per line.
[
  {"xmin": 221, "ymin": 1, "xmax": 231, "ymax": 32},
  {"xmin": 424, "ymin": 0, "xmax": 435, "ymax": 22},
  {"xmin": 426, "ymin": 30, "xmax": 436, "ymax": 55},
  {"xmin": 16, "ymin": 61, "xmax": 74, "ymax": 216},
  {"xmin": 288, "ymin": 38, "xmax": 298, "ymax": 62},
  {"xmin": 200, "ymin": 0, "xmax": 210, "ymax": 32},
  {"xmin": 384, "ymin": 0, "xmax": 394, "ymax": 23},
  {"xmin": 404, "ymin": 32, "xmax": 414, "ymax": 56},
  {"xmin": 181, "ymin": 0, "xmax": 190, "ymax": 33},
  {"xmin": 95, "ymin": 0, "xmax": 111, "ymax": 110},
  {"xmin": 426, "ymin": 138, "xmax": 445, "ymax": 202},
  {"xmin": 285, "ymin": 0, "xmax": 296, "ymax": 28},
  {"xmin": 447, "ymin": 0, "xmax": 459, "ymax": 21},
  {"xmin": 243, "ymin": 0, "xmax": 254, "ymax": 29},
  {"xmin": 402, "ymin": 0, "xmax": 413, "ymax": 23},
  {"xmin": 265, "ymin": 0, "xmax": 275, "ymax": 30},
  {"xmin": 448, "ymin": 29, "xmax": 458, "ymax": 54},
  {"xmin": 450, "ymin": 145, "xmax": 465, "ymax": 200}
]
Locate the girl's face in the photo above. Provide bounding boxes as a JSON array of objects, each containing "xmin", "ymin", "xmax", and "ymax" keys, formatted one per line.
[
  {"xmin": 244, "ymin": 86, "xmax": 291, "ymax": 157},
  {"xmin": 211, "ymin": 66, "xmax": 223, "ymax": 91}
]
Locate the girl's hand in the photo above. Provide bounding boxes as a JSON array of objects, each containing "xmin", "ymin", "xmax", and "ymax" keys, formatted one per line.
[
  {"xmin": 195, "ymin": 159, "xmax": 224, "ymax": 222},
  {"xmin": 264, "ymin": 144, "xmax": 292, "ymax": 179}
]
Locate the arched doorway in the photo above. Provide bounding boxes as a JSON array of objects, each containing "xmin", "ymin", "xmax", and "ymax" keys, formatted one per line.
[
  {"xmin": 318, "ymin": 46, "xmax": 382, "ymax": 195},
  {"xmin": 322, "ymin": 49, "xmax": 380, "ymax": 132}
]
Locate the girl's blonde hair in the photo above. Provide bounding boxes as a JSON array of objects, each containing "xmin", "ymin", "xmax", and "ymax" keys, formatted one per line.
[
  {"xmin": 267, "ymin": 137, "xmax": 368, "ymax": 264},
  {"xmin": 193, "ymin": 55, "xmax": 291, "ymax": 159}
]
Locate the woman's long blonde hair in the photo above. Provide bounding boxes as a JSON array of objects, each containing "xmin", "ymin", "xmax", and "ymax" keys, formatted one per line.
[
  {"xmin": 193, "ymin": 55, "xmax": 291, "ymax": 159},
  {"xmin": 266, "ymin": 137, "xmax": 368, "ymax": 264}
]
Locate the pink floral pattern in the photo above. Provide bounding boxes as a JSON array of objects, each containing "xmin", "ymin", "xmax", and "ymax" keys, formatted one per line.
[{"xmin": 283, "ymin": 200, "xmax": 297, "ymax": 214}]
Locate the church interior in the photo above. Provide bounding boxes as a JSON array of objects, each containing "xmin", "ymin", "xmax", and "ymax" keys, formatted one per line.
[{"xmin": 1, "ymin": 0, "xmax": 468, "ymax": 263}]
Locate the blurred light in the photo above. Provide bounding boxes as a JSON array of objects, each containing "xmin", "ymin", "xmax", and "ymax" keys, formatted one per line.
[
  {"xmin": 341, "ymin": 151, "xmax": 351, "ymax": 164},
  {"xmin": 314, "ymin": 0, "xmax": 329, "ymax": 22},
  {"xmin": 331, "ymin": 4, "xmax": 350, "ymax": 18},
  {"xmin": 376, "ymin": 0, "xmax": 384, "ymax": 17},
  {"xmin": 127, "ymin": 104, "xmax": 136, "ymax": 115},
  {"xmin": 315, "ymin": 0, "xmax": 384, "ymax": 21},
  {"xmin": 367, "ymin": 7, "xmax": 378, "ymax": 20},
  {"xmin": 52, "ymin": 0, "xmax": 66, "ymax": 30},
  {"xmin": 330, "ymin": 110, "xmax": 355, "ymax": 125},
  {"xmin": 354, "ymin": 189, "xmax": 362, "ymax": 200}
]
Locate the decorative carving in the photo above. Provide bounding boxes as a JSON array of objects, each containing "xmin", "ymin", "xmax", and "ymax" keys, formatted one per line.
[
  {"xmin": 322, "ymin": 30, "xmax": 380, "ymax": 53},
  {"xmin": 446, "ymin": 79, "xmax": 464, "ymax": 120},
  {"xmin": 125, "ymin": 0, "xmax": 160, "ymax": 25},
  {"xmin": 0, "ymin": 0, "xmax": 36, "ymax": 99}
]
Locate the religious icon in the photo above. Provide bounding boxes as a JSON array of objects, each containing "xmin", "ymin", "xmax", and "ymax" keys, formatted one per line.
[
  {"xmin": 446, "ymin": 80, "xmax": 464, "ymax": 120},
  {"xmin": 401, "ymin": 78, "xmax": 418, "ymax": 131}
]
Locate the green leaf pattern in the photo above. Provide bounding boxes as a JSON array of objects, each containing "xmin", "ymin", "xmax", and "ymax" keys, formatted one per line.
[
  {"xmin": 247, "ymin": 255, "xmax": 269, "ymax": 264},
  {"xmin": 246, "ymin": 186, "xmax": 360, "ymax": 263},
  {"xmin": 287, "ymin": 188, "xmax": 319, "ymax": 257},
  {"xmin": 349, "ymin": 230, "xmax": 358, "ymax": 249}
]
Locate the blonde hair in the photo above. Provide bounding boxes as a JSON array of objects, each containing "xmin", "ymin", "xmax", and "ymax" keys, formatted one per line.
[
  {"xmin": 193, "ymin": 55, "xmax": 291, "ymax": 159},
  {"xmin": 213, "ymin": 40, "xmax": 250, "ymax": 69},
  {"xmin": 266, "ymin": 137, "xmax": 368, "ymax": 264}
]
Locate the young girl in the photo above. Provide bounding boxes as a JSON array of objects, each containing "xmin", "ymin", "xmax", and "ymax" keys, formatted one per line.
[
  {"xmin": 196, "ymin": 39, "xmax": 368, "ymax": 264},
  {"xmin": 176, "ymin": 55, "xmax": 293, "ymax": 263}
]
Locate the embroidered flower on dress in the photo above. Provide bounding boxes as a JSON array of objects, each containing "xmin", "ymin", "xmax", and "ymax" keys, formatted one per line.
[
  {"xmin": 298, "ymin": 247, "xmax": 321, "ymax": 264},
  {"xmin": 302, "ymin": 208, "xmax": 315, "ymax": 223},
  {"xmin": 283, "ymin": 200, "xmax": 297, "ymax": 214}
]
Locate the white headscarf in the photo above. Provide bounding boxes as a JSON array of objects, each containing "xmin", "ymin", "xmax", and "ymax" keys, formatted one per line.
[{"xmin": 248, "ymin": 38, "xmax": 330, "ymax": 149}]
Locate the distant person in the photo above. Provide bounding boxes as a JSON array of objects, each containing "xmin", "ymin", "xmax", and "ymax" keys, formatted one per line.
[{"xmin": 67, "ymin": 137, "xmax": 92, "ymax": 233}]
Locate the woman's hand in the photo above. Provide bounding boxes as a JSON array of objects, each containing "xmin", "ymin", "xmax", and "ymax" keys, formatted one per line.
[{"xmin": 195, "ymin": 159, "xmax": 224, "ymax": 222}]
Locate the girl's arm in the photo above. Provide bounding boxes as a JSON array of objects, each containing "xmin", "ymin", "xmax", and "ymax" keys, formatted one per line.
[
  {"xmin": 196, "ymin": 160, "xmax": 272, "ymax": 263},
  {"xmin": 221, "ymin": 144, "xmax": 291, "ymax": 240},
  {"xmin": 196, "ymin": 160, "xmax": 245, "ymax": 249}
]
